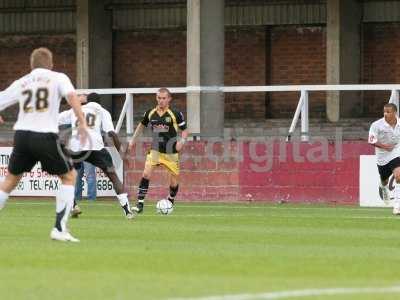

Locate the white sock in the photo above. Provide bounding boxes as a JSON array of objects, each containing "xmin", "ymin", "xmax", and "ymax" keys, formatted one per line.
[
  {"xmin": 0, "ymin": 190, "xmax": 9, "ymax": 209},
  {"xmin": 394, "ymin": 183, "xmax": 400, "ymax": 209},
  {"xmin": 55, "ymin": 185, "xmax": 75, "ymax": 232},
  {"xmin": 117, "ymin": 193, "xmax": 129, "ymax": 207}
]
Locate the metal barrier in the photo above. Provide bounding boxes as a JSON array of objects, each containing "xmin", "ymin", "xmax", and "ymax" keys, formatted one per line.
[{"xmin": 77, "ymin": 85, "xmax": 400, "ymax": 141}]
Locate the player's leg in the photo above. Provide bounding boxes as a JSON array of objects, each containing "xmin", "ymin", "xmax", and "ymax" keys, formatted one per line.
[
  {"xmin": 87, "ymin": 149, "xmax": 134, "ymax": 219},
  {"xmin": 133, "ymin": 151, "xmax": 157, "ymax": 213},
  {"xmin": 71, "ymin": 162, "xmax": 84, "ymax": 218},
  {"xmin": 1, "ymin": 131, "xmax": 36, "ymax": 209},
  {"xmin": 133, "ymin": 163, "xmax": 153, "ymax": 214},
  {"xmin": 161, "ymin": 153, "xmax": 180, "ymax": 206},
  {"xmin": 103, "ymin": 167, "xmax": 135, "ymax": 219},
  {"xmin": 70, "ymin": 151, "xmax": 95, "ymax": 217},
  {"xmin": 74, "ymin": 163, "xmax": 84, "ymax": 202},
  {"xmin": 0, "ymin": 174, "xmax": 23, "ymax": 209},
  {"xmin": 392, "ymin": 165, "xmax": 400, "ymax": 215},
  {"xmin": 84, "ymin": 162, "xmax": 97, "ymax": 201},
  {"xmin": 377, "ymin": 163, "xmax": 391, "ymax": 204},
  {"xmin": 51, "ymin": 169, "xmax": 79, "ymax": 242},
  {"xmin": 167, "ymin": 173, "xmax": 179, "ymax": 205},
  {"xmin": 37, "ymin": 134, "xmax": 79, "ymax": 242}
]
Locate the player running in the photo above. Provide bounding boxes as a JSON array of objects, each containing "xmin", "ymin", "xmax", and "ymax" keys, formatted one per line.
[
  {"xmin": 58, "ymin": 92, "xmax": 135, "ymax": 219},
  {"xmin": 369, "ymin": 103, "xmax": 400, "ymax": 215},
  {"xmin": 0, "ymin": 47, "xmax": 87, "ymax": 242}
]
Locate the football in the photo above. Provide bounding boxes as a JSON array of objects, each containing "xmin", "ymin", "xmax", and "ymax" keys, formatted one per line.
[{"xmin": 156, "ymin": 199, "xmax": 174, "ymax": 215}]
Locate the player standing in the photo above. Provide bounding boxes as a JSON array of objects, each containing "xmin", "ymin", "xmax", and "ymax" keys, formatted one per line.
[
  {"xmin": 128, "ymin": 88, "xmax": 188, "ymax": 213},
  {"xmin": 58, "ymin": 92, "xmax": 135, "ymax": 219},
  {"xmin": 369, "ymin": 103, "xmax": 400, "ymax": 215},
  {"xmin": 0, "ymin": 47, "xmax": 87, "ymax": 242}
]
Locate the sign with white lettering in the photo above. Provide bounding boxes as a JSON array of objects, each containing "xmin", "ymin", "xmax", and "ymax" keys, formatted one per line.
[{"xmin": 0, "ymin": 147, "xmax": 122, "ymax": 197}]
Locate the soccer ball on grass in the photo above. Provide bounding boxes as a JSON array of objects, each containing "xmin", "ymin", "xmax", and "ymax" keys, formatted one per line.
[{"xmin": 156, "ymin": 199, "xmax": 174, "ymax": 215}]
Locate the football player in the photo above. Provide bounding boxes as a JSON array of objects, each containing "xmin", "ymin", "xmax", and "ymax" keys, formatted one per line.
[
  {"xmin": 58, "ymin": 92, "xmax": 135, "ymax": 219},
  {"xmin": 0, "ymin": 47, "xmax": 87, "ymax": 242},
  {"xmin": 128, "ymin": 88, "xmax": 188, "ymax": 213}
]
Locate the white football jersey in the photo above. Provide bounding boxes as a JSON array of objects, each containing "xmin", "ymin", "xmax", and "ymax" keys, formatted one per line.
[
  {"xmin": 368, "ymin": 117, "xmax": 400, "ymax": 165},
  {"xmin": 0, "ymin": 68, "xmax": 75, "ymax": 133},
  {"xmin": 59, "ymin": 102, "xmax": 115, "ymax": 151}
]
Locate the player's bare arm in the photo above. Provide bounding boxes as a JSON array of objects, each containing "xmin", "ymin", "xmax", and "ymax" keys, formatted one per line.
[
  {"xmin": 77, "ymin": 94, "xmax": 87, "ymax": 103},
  {"xmin": 66, "ymin": 91, "xmax": 88, "ymax": 143},
  {"xmin": 175, "ymin": 129, "xmax": 189, "ymax": 152},
  {"xmin": 128, "ymin": 123, "xmax": 145, "ymax": 150},
  {"xmin": 67, "ymin": 91, "xmax": 86, "ymax": 126},
  {"xmin": 372, "ymin": 142, "xmax": 395, "ymax": 151},
  {"xmin": 108, "ymin": 131, "xmax": 122, "ymax": 152}
]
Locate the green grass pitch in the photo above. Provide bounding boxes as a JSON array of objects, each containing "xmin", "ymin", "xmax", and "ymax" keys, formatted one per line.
[{"xmin": 0, "ymin": 199, "xmax": 400, "ymax": 300}]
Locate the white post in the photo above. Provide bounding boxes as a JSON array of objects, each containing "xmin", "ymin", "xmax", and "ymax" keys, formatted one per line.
[
  {"xmin": 115, "ymin": 95, "xmax": 129, "ymax": 134},
  {"xmin": 125, "ymin": 93, "xmax": 134, "ymax": 135},
  {"xmin": 287, "ymin": 92, "xmax": 305, "ymax": 141},
  {"xmin": 389, "ymin": 89, "xmax": 399, "ymax": 110},
  {"xmin": 301, "ymin": 90, "xmax": 309, "ymax": 142}
]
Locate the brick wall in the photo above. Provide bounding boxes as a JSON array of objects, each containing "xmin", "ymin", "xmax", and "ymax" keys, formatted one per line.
[
  {"xmin": 113, "ymin": 26, "xmax": 326, "ymax": 120},
  {"xmin": 269, "ymin": 26, "xmax": 326, "ymax": 118},
  {"xmin": 0, "ymin": 34, "xmax": 76, "ymax": 120},
  {"xmin": 113, "ymin": 31, "xmax": 187, "ymax": 120},
  {"xmin": 362, "ymin": 23, "xmax": 400, "ymax": 117},
  {"xmin": 225, "ymin": 29, "xmax": 266, "ymax": 119},
  {"xmin": 124, "ymin": 140, "xmax": 373, "ymax": 204},
  {"xmin": 113, "ymin": 29, "xmax": 269, "ymax": 120},
  {"xmin": 0, "ymin": 24, "xmax": 399, "ymax": 121}
]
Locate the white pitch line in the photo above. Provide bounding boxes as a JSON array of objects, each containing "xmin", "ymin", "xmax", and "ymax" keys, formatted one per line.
[
  {"xmin": 9, "ymin": 201, "xmax": 391, "ymax": 212},
  {"xmin": 7, "ymin": 203, "xmax": 398, "ymax": 220},
  {"xmin": 169, "ymin": 286, "xmax": 400, "ymax": 300},
  {"xmin": 11, "ymin": 213, "xmax": 392, "ymax": 220}
]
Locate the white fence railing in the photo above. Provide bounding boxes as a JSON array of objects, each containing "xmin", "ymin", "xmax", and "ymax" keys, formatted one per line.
[{"xmin": 77, "ymin": 84, "xmax": 400, "ymax": 142}]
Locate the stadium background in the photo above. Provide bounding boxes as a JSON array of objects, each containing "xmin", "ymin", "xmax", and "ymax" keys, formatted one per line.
[{"xmin": 0, "ymin": 0, "xmax": 399, "ymax": 203}]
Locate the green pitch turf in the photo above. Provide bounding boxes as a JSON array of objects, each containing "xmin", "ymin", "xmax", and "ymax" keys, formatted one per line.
[{"xmin": 1, "ymin": 199, "xmax": 400, "ymax": 300}]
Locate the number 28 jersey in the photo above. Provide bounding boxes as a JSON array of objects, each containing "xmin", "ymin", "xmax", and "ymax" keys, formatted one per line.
[
  {"xmin": 0, "ymin": 68, "xmax": 75, "ymax": 133},
  {"xmin": 58, "ymin": 102, "xmax": 115, "ymax": 152}
]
